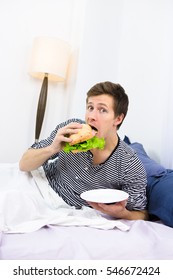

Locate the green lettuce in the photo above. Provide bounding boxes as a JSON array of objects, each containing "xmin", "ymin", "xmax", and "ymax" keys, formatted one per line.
[{"xmin": 63, "ymin": 136, "xmax": 105, "ymax": 153}]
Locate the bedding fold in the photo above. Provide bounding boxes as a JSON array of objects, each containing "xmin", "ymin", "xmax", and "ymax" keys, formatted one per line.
[{"xmin": 0, "ymin": 163, "xmax": 130, "ymax": 233}]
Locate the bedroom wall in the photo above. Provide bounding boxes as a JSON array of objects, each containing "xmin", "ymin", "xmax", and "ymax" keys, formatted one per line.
[
  {"xmin": 69, "ymin": 0, "xmax": 173, "ymax": 167},
  {"xmin": 0, "ymin": 0, "xmax": 86, "ymax": 162},
  {"xmin": 0, "ymin": 0, "xmax": 173, "ymax": 168}
]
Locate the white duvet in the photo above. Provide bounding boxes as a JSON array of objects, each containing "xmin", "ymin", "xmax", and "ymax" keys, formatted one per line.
[{"xmin": 0, "ymin": 163, "xmax": 129, "ymax": 233}]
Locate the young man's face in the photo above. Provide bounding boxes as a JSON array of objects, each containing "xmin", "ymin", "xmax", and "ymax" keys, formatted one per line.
[{"xmin": 85, "ymin": 94, "xmax": 123, "ymax": 139}]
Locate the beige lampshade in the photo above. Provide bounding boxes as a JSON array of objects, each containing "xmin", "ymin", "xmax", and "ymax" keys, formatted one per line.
[{"xmin": 28, "ymin": 36, "xmax": 71, "ymax": 82}]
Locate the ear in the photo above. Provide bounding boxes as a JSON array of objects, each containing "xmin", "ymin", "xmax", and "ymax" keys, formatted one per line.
[{"xmin": 113, "ymin": 113, "xmax": 124, "ymax": 127}]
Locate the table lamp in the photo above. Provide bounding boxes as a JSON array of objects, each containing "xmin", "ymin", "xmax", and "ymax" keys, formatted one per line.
[{"xmin": 28, "ymin": 36, "xmax": 71, "ymax": 142}]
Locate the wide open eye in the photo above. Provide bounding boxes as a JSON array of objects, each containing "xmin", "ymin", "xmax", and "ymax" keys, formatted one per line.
[
  {"xmin": 87, "ymin": 105, "xmax": 93, "ymax": 111},
  {"xmin": 99, "ymin": 108, "xmax": 107, "ymax": 113}
]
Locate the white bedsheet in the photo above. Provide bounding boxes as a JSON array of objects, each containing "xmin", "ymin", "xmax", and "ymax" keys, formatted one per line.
[
  {"xmin": 0, "ymin": 163, "xmax": 129, "ymax": 233},
  {"xmin": 1, "ymin": 163, "xmax": 173, "ymax": 260}
]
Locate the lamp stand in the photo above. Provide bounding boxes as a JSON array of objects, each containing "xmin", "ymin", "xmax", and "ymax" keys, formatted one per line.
[{"xmin": 35, "ymin": 73, "xmax": 48, "ymax": 142}]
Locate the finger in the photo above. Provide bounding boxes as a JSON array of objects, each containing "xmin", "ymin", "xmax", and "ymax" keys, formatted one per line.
[
  {"xmin": 61, "ymin": 125, "xmax": 82, "ymax": 137},
  {"xmin": 97, "ymin": 203, "xmax": 115, "ymax": 211},
  {"xmin": 68, "ymin": 122, "xmax": 82, "ymax": 128},
  {"xmin": 61, "ymin": 136, "xmax": 73, "ymax": 143},
  {"xmin": 54, "ymin": 134, "xmax": 71, "ymax": 145},
  {"xmin": 119, "ymin": 199, "xmax": 128, "ymax": 207},
  {"xmin": 64, "ymin": 123, "xmax": 82, "ymax": 134},
  {"xmin": 65, "ymin": 128, "xmax": 80, "ymax": 135},
  {"xmin": 87, "ymin": 201, "xmax": 101, "ymax": 210}
]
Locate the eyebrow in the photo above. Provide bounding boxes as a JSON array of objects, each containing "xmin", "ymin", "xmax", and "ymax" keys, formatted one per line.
[{"xmin": 87, "ymin": 102, "xmax": 108, "ymax": 108}]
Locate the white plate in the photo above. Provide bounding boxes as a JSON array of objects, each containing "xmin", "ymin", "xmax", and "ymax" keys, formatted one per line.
[{"xmin": 80, "ymin": 188, "xmax": 129, "ymax": 203}]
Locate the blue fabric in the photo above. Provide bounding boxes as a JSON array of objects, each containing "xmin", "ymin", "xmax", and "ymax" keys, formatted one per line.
[
  {"xmin": 123, "ymin": 136, "xmax": 166, "ymax": 177},
  {"xmin": 147, "ymin": 170, "xmax": 173, "ymax": 227},
  {"xmin": 123, "ymin": 136, "xmax": 173, "ymax": 227},
  {"xmin": 128, "ymin": 142, "xmax": 167, "ymax": 178}
]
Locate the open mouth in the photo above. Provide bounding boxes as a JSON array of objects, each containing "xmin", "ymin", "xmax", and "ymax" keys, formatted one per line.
[{"xmin": 90, "ymin": 125, "xmax": 98, "ymax": 132}]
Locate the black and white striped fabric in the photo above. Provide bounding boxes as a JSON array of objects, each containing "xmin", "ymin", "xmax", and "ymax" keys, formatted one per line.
[{"xmin": 31, "ymin": 119, "xmax": 147, "ymax": 210}]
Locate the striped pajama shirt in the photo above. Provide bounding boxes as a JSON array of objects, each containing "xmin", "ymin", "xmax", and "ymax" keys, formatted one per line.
[{"xmin": 31, "ymin": 119, "xmax": 147, "ymax": 210}]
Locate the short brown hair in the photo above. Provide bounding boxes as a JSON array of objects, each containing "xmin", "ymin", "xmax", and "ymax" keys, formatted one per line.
[{"xmin": 86, "ymin": 81, "xmax": 129, "ymax": 129}]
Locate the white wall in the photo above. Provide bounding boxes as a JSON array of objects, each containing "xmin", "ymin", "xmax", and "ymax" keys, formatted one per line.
[
  {"xmin": 1, "ymin": 0, "xmax": 173, "ymax": 168},
  {"xmin": 70, "ymin": 0, "xmax": 173, "ymax": 167},
  {"xmin": 0, "ymin": 0, "xmax": 85, "ymax": 162}
]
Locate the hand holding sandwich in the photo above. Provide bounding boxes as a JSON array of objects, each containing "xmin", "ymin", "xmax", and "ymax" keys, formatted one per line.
[
  {"xmin": 19, "ymin": 122, "xmax": 104, "ymax": 172},
  {"xmin": 50, "ymin": 122, "xmax": 83, "ymax": 154},
  {"xmin": 51, "ymin": 122, "xmax": 103, "ymax": 154},
  {"xmin": 19, "ymin": 122, "xmax": 82, "ymax": 171}
]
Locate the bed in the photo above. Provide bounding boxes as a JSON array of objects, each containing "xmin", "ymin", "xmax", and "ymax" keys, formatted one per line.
[{"xmin": 0, "ymin": 160, "xmax": 173, "ymax": 261}]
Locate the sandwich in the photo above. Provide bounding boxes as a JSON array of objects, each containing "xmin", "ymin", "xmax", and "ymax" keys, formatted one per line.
[{"xmin": 63, "ymin": 124, "xmax": 105, "ymax": 153}]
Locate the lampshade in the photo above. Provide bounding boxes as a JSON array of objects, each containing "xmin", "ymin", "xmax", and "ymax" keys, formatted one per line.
[
  {"xmin": 28, "ymin": 36, "xmax": 71, "ymax": 142},
  {"xmin": 28, "ymin": 36, "xmax": 71, "ymax": 81}
]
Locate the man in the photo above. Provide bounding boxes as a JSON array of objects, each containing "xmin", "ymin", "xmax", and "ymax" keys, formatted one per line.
[{"xmin": 19, "ymin": 81, "xmax": 148, "ymax": 220}]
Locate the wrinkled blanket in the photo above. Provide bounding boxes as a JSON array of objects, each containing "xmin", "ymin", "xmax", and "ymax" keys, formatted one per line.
[{"xmin": 0, "ymin": 163, "xmax": 130, "ymax": 233}]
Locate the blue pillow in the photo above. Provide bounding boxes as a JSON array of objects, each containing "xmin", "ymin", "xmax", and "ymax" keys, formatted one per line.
[
  {"xmin": 147, "ymin": 171, "xmax": 173, "ymax": 227},
  {"xmin": 123, "ymin": 136, "xmax": 173, "ymax": 227},
  {"xmin": 123, "ymin": 136, "xmax": 166, "ymax": 177}
]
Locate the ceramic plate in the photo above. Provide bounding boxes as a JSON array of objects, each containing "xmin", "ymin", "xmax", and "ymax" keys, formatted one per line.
[{"xmin": 80, "ymin": 188, "xmax": 129, "ymax": 203}]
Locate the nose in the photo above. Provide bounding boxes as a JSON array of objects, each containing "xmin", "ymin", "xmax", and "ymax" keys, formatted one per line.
[{"xmin": 87, "ymin": 109, "xmax": 97, "ymax": 121}]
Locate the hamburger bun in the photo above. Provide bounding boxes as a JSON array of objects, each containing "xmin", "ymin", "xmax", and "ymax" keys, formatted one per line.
[
  {"xmin": 63, "ymin": 124, "xmax": 105, "ymax": 154},
  {"xmin": 69, "ymin": 124, "xmax": 96, "ymax": 146}
]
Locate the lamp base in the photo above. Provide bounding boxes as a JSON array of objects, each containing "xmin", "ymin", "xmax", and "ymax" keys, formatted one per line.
[{"xmin": 35, "ymin": 74, "xmax": 48, "ymax": 142}]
